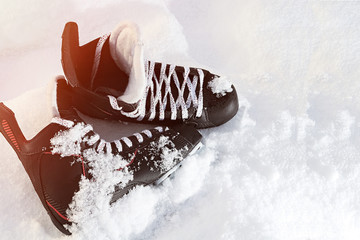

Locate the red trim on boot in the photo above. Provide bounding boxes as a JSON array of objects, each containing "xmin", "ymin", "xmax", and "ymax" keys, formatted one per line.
[
  {"xmin": 46, "ymin": 200, "xmax": 69, "ymax": 221},
  {"xmin": 2, "ymin": 120, "xmax": 20, "ymax": 151}
]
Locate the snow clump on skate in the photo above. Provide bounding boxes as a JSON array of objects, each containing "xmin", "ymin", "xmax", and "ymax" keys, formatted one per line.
[
  {"xmin": 208, "ymin": 76, "xmax": 233, "ymax": 97},
  {"xmin": 149, "ymin": 135, "xmax": 185, "ymax": 173},
  {"xmin": 50, "ymin": 121, "xmax": 133, "ymax": 233}
]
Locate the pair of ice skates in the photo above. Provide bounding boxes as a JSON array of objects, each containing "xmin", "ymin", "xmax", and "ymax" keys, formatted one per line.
[{"xmin": 0, "ymin": 22, "xmax": 239, "ymax": 234}]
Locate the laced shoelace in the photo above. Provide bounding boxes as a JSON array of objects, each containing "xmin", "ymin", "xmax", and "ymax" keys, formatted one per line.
[
  {"xmin": 51, "ymin": 117, "xmax": 169, "ymax": 153},
  {"xmin": 90, "ymin": 33, "xmax": 110, "ymax": 90},
  {"xmin": 108, "ymin": 60, "xmax": 205, "ymax": 121}
]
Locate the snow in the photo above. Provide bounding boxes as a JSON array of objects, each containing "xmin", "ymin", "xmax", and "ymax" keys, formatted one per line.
[
  {"xmin": 208, "ymin": 76, "xmax": 233, "ymax": 97},
  {"xmin": 51, "ymin": 122, "xmax": 89, "ymax": 156},
  {"xmin": 1, "ymin": 0, "xmax": 360, "ymax": 239},
  {"xmin": 66, "ymin": 147, "xmax": 133, "ymax": 237},
  {"xmin": 150, "ymin": 135, "xmax": 184, "ymax": 173}
]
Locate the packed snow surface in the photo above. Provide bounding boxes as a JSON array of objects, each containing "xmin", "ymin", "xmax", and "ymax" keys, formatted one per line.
[{"xmin": 1, "ymin": 0, "xmax": 360, "ymax": 239}]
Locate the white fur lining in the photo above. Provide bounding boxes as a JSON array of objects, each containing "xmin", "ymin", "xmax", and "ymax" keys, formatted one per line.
[{"xmin": 109, "ymin": 22, "xmax": 146, "ymax": 104}]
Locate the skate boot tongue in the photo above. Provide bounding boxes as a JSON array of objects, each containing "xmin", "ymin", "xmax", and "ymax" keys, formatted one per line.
[{"xmin": 109, "ymin": 22, "xmax": 146, "ymax": 104}]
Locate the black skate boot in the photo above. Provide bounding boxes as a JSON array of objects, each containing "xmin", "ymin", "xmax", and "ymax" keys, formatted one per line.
[
  {"xmin": 0, "ymin": 77, "xmax": 202, "ymax": 235},
  {"xmin": 61, "ymin": 21, "xmax": 239, "ymax": 129}
]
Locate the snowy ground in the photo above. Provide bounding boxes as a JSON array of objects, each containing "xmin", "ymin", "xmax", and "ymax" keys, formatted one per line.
[{"xmin": 1, "ymin": 0, "xmax": 360, "ymax": 239}]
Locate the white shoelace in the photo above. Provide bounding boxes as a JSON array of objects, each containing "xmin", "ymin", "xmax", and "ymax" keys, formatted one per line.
[
  {"xmin": 90, "ymin": 33, "xmax": 111, "ymax": 90},
  {"xmin": 52, "ymin": 117, "xmax": 168, "ymax": 153},
  {"xmin": 109, "ymin": 61, "xmax": 205, "ymax": 121}
]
